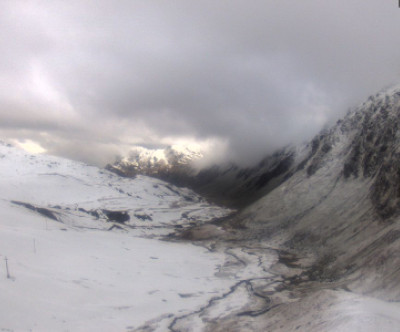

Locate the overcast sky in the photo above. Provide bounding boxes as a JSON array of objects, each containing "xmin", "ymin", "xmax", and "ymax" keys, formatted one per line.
[{"xmin": 1, "ymin": 0, "xmax": 399, "ymax": 165}]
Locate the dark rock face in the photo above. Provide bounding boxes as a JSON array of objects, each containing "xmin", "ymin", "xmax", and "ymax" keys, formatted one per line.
[
  {"xmin": 371, "ymin": 157, "xmax": 400, "ymax": 219},
  {"xmin": 102, "ymin": 210, "xmax": 130, "ymax": 224},
  {"xmin": 184, "ymin": 149, "xmax": 296, "ymax": 209},
  {"xmin": 134, "ymin": 213, "xmax": 152, "ymax": 221},
  {"xmin": 340, "ymin": 92, "xmax": 400, "ymax": 218},
  {"xmin": 343, "ymin": 100, "xmax": 400, "ymax": 180},
  {"xmin": 305, "ymin": 133, "xmax": 333, "ymax": 176},
  {"xmin": 105, "ymin": 164, "xmax": 136, "ymax": 178},
  {"xmin": 254, "ymin": 154, "xmax": 294, "ymax": 189},
  {"xmin": 11, "ymin": 201, "xmax": 58, "ymax": 221}
]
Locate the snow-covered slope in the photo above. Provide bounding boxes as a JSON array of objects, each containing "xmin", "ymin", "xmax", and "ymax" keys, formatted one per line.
[
  {"xmin": 0, "ymin": 142, "xmax": 237, "ymax": 331},
  {"xmin": 199, "ymin": 84, "xmax": 400, "ymax": 330},
  {"xmin": 162, "ymin": 84, "xmax": 400, "ymax": 331},
  {"xmin": 235, "ymin": 84, "xmax": 400, "ymax": 292},
  {"xmin": 0, "ymin": 142, "xmax": 226, "ymax": 235}
]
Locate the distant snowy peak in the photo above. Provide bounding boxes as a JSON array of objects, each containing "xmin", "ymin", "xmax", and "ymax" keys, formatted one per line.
[
  {"xmin": 164, "ymin": 144, "xmax": 203, "ymax": 165},
  {"xmin": 107, "ymin": 144, "xmax": 203, "ymax": 177}
]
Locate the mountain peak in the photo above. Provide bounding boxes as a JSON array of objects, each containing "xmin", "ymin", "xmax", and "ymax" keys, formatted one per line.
[{"xmin": 107, "ymin": 144, "xmax": 204, "ymax": 178}]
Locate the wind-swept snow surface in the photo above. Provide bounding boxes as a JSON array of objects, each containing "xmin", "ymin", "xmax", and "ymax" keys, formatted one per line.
[{"xmin": 0, "ymin": 142, "xmax": 238, "ymax": 331}]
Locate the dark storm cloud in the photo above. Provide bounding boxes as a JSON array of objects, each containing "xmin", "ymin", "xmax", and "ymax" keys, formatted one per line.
[{"xmin": 0, "ymin": 0, "xmax": 399, "ymax": 165}]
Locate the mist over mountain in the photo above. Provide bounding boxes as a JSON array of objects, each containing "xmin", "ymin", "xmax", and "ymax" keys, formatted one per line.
[{"xmin": 109, "ymin": 84, "xmax": 400, "ymax": 210}]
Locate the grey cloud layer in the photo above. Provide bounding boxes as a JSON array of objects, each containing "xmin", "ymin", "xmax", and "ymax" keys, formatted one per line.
[{"xmin": 1, "ymin": 0, "xmax": 399, "ymax": 164}]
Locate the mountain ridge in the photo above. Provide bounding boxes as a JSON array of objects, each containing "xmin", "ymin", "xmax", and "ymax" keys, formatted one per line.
[
  {"xmin": 161, "ymin": 84, "xmax": 400, "ymax": 330},
  {"xmin": 108, "ymin": 84, "xmax": 400, "ymax": 215}
]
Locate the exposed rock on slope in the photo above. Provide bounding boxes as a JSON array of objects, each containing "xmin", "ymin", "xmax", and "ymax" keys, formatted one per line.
[
  {"xmin": 162, "ymin": 85, "xmax": 400, "ymax": 331},
  {"xmin": 189, "ymin": 147, "xmax": 297, "ymax": 208},
  {"xmin": 230, "ymin": 85, "xmax": 400, "ymax": 299},
  {"xmin": 108, "ymin": 85, "xmax": 400, "ymax": 219}
]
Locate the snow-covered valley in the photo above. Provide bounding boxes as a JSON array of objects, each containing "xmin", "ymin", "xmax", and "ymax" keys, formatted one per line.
[{"xmin": 0, "ymin": 142, "xmax": 248, "ymax": 331}]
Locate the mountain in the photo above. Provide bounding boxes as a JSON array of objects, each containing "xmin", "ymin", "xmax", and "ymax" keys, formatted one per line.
[
  {"xmin": 167, "ymin": 84, "xmax": 400, "ymax": 331},
  {"xmin": 107, "ymin": 143, "xmax": 298, "ymax": 209},
  {"xmin": 237, "ymin": 84, "xmax": 400, "ymax": 291},
  {"xmin": 107, "ymin": 86, "xmax": 400, "ymax": 217},
  {"xmin": 188, "ymin": 146, "xmax": 297, "ymax": 208},
  {"xmin": 106, "ymin": 144, "xmax": 203, "ymax": 178}
]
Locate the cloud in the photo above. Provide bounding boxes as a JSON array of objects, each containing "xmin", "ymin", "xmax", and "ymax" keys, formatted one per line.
[{"xmin": 0, "ymin": 0, "xmax": 399, "ymax": 165}]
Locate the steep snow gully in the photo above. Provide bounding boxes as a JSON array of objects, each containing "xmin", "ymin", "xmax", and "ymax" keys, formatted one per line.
[{"xmin": 2, "ymin": 85, "xmax": 400, "ymax": 331}]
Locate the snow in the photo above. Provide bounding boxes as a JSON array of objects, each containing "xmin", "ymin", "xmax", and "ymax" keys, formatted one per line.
[
  {"xmin": 0, "ymin": 207, "xmax": 228, "ymax": 331},
  {"xmin": 0, "ymin": 142, "xmax": 233, "ymax": 331},
  {"xmin": 122, "ymin": 146, "xmax": 167, "ymax": 166},
  {"xmin": 120, "ymin": 144, "xmax": 203, "ymax": 169},
  {"xmin": 257, "ymin": 289, "xmax": 400, "ymax": 332}
]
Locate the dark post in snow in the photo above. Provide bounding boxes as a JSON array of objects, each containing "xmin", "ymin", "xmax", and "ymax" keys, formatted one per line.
[{"xmin": 5, "ymin": 257, "xmax": 10, "ymax": 279}]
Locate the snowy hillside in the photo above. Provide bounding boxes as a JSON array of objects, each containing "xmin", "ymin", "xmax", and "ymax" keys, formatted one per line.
[
  {"xmin": 159, "ymin": 85, "xmax": 400, "ymax": 331},
  {"xmin": 201, "ymin": 84, "xmax": 400, "ymax": 330},
  {"xmin": 0, "ymin": 142, "xmax": 226, "ymax": 235},
  {"xmin": 0, "ymin": 142, "xmax": 239, "ymax": 331}
]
